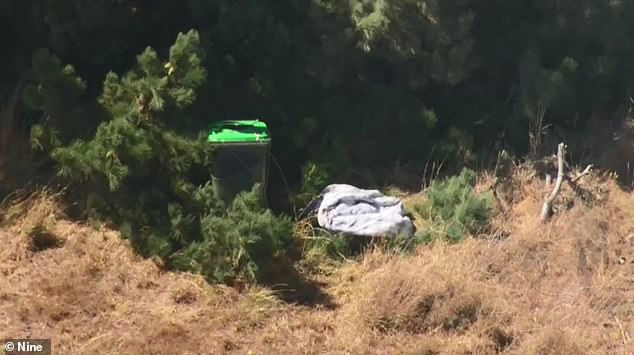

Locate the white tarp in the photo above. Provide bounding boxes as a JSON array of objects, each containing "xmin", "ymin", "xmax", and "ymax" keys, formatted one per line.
[{"xmin": 315, "ymin": 184, "xmax": 414, "ymax": 238}]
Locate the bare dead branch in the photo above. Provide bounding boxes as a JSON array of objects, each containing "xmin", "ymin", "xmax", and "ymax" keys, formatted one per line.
[
  {"xmin": 570, "ymin": 164, "xmax": 593, "ymax": 183},
  {"xmin": 540, "ymin": 142, "xmax": 565, "ymax": 223}
]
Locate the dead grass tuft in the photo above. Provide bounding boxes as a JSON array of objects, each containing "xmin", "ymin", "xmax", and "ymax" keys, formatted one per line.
[
  {"xmin": 521, "ymin": 328, "xmax": 589, "ymax": 355},
  {"xmin": 0, "ymin": 189, "xmax": 67, "ymax": 266},
  {"xmin": 343, "ymin": 250, "xmax": 489, "ymax": 335}
]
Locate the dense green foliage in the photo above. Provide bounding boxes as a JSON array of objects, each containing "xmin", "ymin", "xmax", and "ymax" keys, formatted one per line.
[
  {"xmin": 171, "ymin": 184, "xmax": 293, "ymax": 284},
  {"xmin": 6, "ymin": 1, "xmax": 634, "ymax": 188},
  {"xmin": 27, "ymin": 30, "xmax": 292, "ymax": 284},
  {"xmin": 413, "ymin": 169, "xmax": 494, "ymax": 243},
  {"xmin": 3, "ymin": 1, "xmax": 634, "ymax": 283}
]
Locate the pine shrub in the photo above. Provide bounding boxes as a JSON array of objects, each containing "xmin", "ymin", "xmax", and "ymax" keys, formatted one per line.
[
  {"xmin": 46, "ymin": 30, "xmax": 292, "ymax": 285},
  {"xmin": 413, "ymin": 169, "xmax": 493, "ymax": 243},
  {"xmin": 171, "ymin": 184, "xmax": 293, "ymax": 284}
]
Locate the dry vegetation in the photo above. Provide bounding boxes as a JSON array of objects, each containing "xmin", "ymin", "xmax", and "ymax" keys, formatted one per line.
[{"xmin": 1, "ymin": 164, "xmax": 634, "ymax": 354}]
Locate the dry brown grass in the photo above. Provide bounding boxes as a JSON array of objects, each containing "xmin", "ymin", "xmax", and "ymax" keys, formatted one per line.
[{"xmin": 1, "ymin": 166, "xmax": 634, "ymax": 354}]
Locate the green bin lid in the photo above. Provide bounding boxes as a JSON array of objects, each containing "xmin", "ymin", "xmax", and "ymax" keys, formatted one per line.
[{"xmin": 207, "ymin": 119, "xmax": 270, "ymax": 143}]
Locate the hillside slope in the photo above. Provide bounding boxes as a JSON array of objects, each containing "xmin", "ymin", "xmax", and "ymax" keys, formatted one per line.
[{"xmin": 1, "ymin": 170, "xmax": 634, "ymax": 354}]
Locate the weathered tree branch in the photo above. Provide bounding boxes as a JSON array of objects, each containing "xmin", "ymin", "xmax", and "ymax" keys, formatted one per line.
[
  {"xmin": 570, "ymin": 164, "xmax": 593, "ymax": 183},
  {"xmin": 540, "ymin": 142, "xmax": 565, "ymax": 222}
]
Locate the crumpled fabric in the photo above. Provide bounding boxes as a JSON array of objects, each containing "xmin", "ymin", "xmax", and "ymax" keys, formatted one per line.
[{"xmin": 314, "ymin": 184, "xmax": 414, "ymax": 237}]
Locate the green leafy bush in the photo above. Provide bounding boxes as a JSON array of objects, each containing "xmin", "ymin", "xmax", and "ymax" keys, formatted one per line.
[{"xmin": 413, "ymin": 169, "xmax": 493, "ymax": 243}]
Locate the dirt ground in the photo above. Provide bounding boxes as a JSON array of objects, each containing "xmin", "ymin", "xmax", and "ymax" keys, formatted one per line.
[{"xmin": 1, "ymin": 167, "xmax": 634, "ymax": 354}]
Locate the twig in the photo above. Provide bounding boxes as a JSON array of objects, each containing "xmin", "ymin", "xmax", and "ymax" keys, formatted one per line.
[
  {"xmin": 421, "ymin": 145, "xmax": 436, "ymax": 191},
  {"xmin": 434, "ymin": 150, "xmax": 450, "ymax": 182},
  {"xmin": 570, "ymin": 164, "xmax": 593, "ymax": 183},
  {"xmin": 540, "ymin": 143, "xmax": 565, "ymax": 223},
  {"xmin": 493, "ymin": 150, "xmax": 503, "ymax": 177},
  {"xmin": 491, "ymin": 178, "xmax": 511, "ymax": 212}
]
